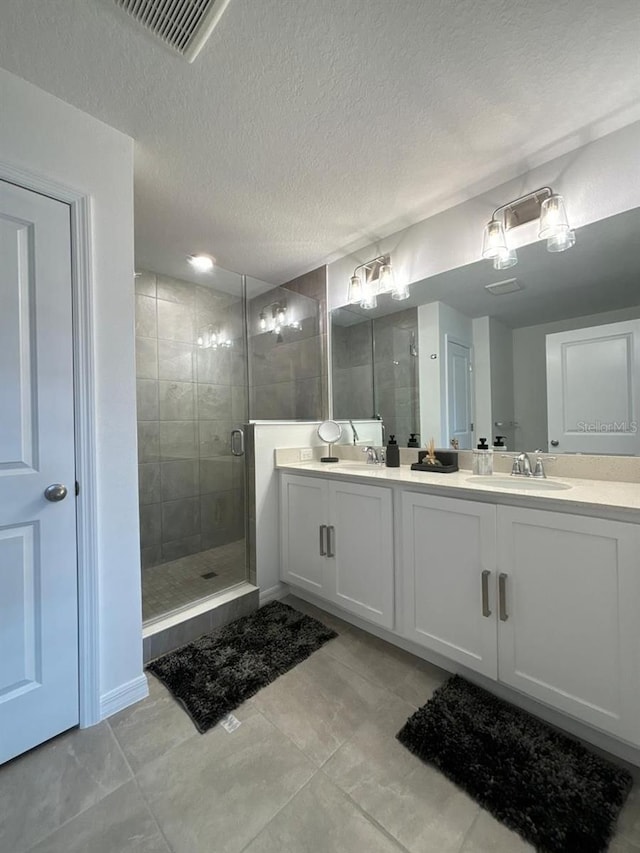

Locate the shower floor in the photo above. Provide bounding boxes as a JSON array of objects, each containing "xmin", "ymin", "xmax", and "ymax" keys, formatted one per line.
[{"xmin": 142, "ymin": 540, "xmax": 246, "ymax": 623}]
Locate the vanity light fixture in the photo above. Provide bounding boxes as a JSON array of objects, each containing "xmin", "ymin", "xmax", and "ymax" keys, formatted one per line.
[
  {"xmin": 197, "ymin": 325, "xmax": 231, "ymax": 349},
  {"xmin": 348, "ymin": 254, "xmax": 407, "ymax": 309},
  {"xmin": 256, "ymin": 301, "xmax": 300, "ymax": 339},
  {"xmin": 482, "ymin": 187, "xmax": 575, "ymax": 269},
  {"xmin": 188, "ymin": 254, "xmax": 215, "ymax": 272}
]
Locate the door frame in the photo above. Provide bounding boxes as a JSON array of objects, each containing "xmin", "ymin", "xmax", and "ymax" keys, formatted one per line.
[
  {"xmin": 444, "ymin": 333, "xmax": 473, "ymax": 449},
  {"xmin": 1, "ymin": 161, "xmax": 100, "ymax": 727}
]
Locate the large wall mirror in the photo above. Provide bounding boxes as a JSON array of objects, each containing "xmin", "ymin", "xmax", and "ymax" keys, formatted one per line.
[{"xmin": 331, "ymin": 207, "xmax": 640, "ymax": 455}]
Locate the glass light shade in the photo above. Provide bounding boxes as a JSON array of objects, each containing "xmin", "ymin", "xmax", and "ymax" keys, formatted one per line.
[
  {"xmin": 378, "ymin": 263, "xmax": 395, "ymax": 293},
  {"xmin": 482, "ymin": 219, "xmax": 508, "ymax": 259},
  {"xmin": 546, "ymin": 229, "xmax": 576, "ymax": 253},
  {"xmin": 538, "ymin": 194, "xmax": 570, "ymax": 239},
  {"xmin": 259, "ymin": 312, "xmax": 267, "ymax": 331},
  {"xmin": 493, "ymin": 247, "xmax": 518, "ymax": 270},
  {"xmin": 391, "ymin": 280, "xmax": 410, "ymax": 301},
  {"xmin": 361, "ymin": 293, "xmax": 378, "ymax": 310},
  {"xmin": 348, "ymin": 274, "xmax": 363, "ymax": 304}
]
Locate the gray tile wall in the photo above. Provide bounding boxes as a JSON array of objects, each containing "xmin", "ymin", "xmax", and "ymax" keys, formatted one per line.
[
  {"xmin": 331, "ymin": 308, "xmax": 420, "ymax": 445},
  {"xmin": 135, "ymin": 271, "xmax": 247, "ymax": 570},
  {"xmin": 248, "ymin": 266, "xmax": 328, "ymax": 421}
]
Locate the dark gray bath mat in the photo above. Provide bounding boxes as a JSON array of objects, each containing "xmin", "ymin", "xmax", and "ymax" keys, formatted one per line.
[
  {"xmin": 397, "ymin": 675, "xmax": 633, "ymax": 853},
  {"xmin": 147, "ymin": 601, "xmax": 337, "ymax": 733}
]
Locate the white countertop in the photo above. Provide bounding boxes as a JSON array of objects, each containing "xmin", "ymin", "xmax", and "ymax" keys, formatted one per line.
[{"xmin": 276, "ymin": 460, "xmax": 640, "ymax": 523}]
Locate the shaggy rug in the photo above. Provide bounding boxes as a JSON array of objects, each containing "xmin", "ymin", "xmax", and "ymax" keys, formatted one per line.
[
  {"xmin": 397, "ymin": 675, "xmax": 633, "ymax": 853},
  {"xmin": 147, "ymin": 601, "xmax": 337, "ymax": 733}
]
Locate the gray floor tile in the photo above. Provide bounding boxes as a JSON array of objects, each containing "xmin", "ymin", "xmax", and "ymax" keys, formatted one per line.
[
  {"xmin": 108, "ymin": 676, "xmax": 197, "ymax": 772},
  {"xmin": 242, "ymin": 773, "xmax": 404, "ymax": 853},
  {"xmin": 281, "ymin": 595, "xmax": 354, "ymax": 636},
  {"xmin": 321, "ymin": 623, "xmax": 431, "ymax": 691},
  {"xmin": 323, "ymin": 705, "xmax": 479, "ymax": 853},
  {"xmin": 618, "ymin": 784, "xmax": 640, "ymax": 845},
  {"xmin": 392, "ymin": 657, "xmax": 449, "ymax": 708},
  {"xmin": 0, "ymin": 722, "xmax": 131, "ymax": 853},
  {"xmin": 460, "ymin": 810, "xmax": 534, "ymax": 852},
  {"xmin": 252, "ymin": 647, "xmax": 390, "ymax": 766},
  {"xmin": 137, "ymin": 712, "xmax": 315, "ymax": 853},
  {"xmin": 28, "ymin": 780, "xmax": 170, "ymax": 853}
]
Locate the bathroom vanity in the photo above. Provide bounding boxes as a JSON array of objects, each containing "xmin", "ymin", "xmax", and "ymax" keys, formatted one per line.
[{"xmin": 278, "ymin": 461, "xmax": 640, "ymax": 754}]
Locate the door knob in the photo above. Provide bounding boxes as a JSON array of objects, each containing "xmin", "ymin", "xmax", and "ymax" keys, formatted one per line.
[
  {"xmin": 550, "ymin": 440, "xmax": 560, "ymax": 447},
  {"xmin": 44, "ymin": 484, "xmax": 68, "ymax": 502}
]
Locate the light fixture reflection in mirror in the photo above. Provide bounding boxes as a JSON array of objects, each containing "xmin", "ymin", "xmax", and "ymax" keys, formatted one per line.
[
  {"xmin": 493, "ymin": 247, "xmax": 518, "ymax": 270},
  {"xmin": 331, "ymin": 206, "xmax": 640, "ymax": 458}
]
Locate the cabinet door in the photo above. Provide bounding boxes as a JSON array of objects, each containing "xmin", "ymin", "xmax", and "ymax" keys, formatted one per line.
[
  {"xmin": 280, "ymin": 474, "xmax": 328, "ymax": 594},
  {"xmin": 327, "ymin": 481, "xmax": 394, "ymax": 629},
  {"xmin": 497, "ymin": 506, "xmax": 640, "ymax": 743},
  {"xmin": 401, "ymin": 492, "xmax": 498, "ymax": 678}
]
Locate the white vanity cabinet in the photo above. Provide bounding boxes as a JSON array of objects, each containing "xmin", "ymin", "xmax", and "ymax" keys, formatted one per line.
[
  {"xmin": 496, "ymin": 506, "xmax": 640, "ymax": 743},
  {"xmin": 400, "ymin": 493, "xmax": 640, "ymax": 743},
  {"xmin": 401, "ymin": 491, "xmax": 498, "ymax": 679},
  {"xmin": 280, "ymin": 473, "xmax": 394, "ymax": 628}
]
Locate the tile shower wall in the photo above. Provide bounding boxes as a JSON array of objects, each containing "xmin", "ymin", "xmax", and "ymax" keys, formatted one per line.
[
  {"xmin": 332, "ymin": 308, "xmax": 420, "ymax": 444},
  {"xmin": 248, "ymin": 266, "xmax": 328, "ymax": 420},
  {"xmin": 373, "ymin": 308, "xmax": 420, "ymax": 444},
  {"xmin": 135, "ymin": 270, "xmax": 246, "ymax": 570}
]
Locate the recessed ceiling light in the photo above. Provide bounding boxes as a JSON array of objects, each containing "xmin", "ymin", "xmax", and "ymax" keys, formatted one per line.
[{"xmin": 188, "ymin": 254, "xmax": 214, "ymax": 273}]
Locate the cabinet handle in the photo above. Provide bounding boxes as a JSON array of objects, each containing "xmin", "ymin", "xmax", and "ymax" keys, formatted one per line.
[
  {"xmin": 481, "ymin": 570, "xmax": 491, "ymax": 617},
  {"xmin": 498, "ymin": 573, "xmax": 508, "ymax": 621},
  {"xmin": 327, "ymin": 525, "xmax": 335, "ymax": 558},
  {"xmin": 319, "ymin": 524, "xmax": 327, "ymax": 556}
]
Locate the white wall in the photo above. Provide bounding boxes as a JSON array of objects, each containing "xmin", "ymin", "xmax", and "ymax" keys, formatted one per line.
[
  {"xmin": 488, "ymin": 318, "xmax": 515, "ymax": 450},
  {"xmin": 327, "ymin": 121, "xmax": 640, "ymax": 310},
  {"xmin": 0, "ymin": 69, "xmax": 142, "ymax": 711},
  {"xmin": 472, "ymin": 317, "xmax": 492, "ymax": 445},
  {"xmin": 253, "ymin": 420, "xmax": 383, "ymax": 600},
  {"xmin": 513, "ymin": 305, "xmax": 640, "ymax": 451},
  {"xmin": 418, "ymin": 302, "xmax": 472, "ymax": 446}
]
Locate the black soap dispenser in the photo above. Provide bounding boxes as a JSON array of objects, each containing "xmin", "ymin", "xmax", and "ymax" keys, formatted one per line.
[
  {"xmin": 407, "ymin": 433, "xmax": 420, "ymax": 448},
  {"xmin": 386, "ymin": 435, "xmax": 400, "ymax": 468},
  {"xmin": 493, "ymin": 435, "xmax": 507, "ymax": 450}
]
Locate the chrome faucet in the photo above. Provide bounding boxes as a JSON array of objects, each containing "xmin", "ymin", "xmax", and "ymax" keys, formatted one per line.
[
  {"xmin": 363, "ymin": 446, "xmax": 381, "ymax": 465},
  {"xmin": 503, "ymin": 451, "xmax": 556, "ymax": 478},
  {"xmin": 503, "ymin": 452, "xmax": 532, "ymax": 477}
]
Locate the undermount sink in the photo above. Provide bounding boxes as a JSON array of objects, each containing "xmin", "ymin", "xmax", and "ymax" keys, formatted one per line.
[{"xmin": 466, "ymin": 475, "xmax": 572, "ymax": 491}]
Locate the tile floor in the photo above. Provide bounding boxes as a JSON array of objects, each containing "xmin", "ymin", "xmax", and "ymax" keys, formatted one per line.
[
  {"xmin": 2, "ymin": 596, "xmax": 640, "ymax": 853},
  {"xmin": 142, "ymin": 540, "xmax": 246, "ymax": 621}
]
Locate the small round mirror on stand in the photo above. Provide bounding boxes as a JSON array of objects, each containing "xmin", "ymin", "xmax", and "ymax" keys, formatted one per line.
[{"xmin": 317, "ymin": 420, "xmax": 342, "ymax": 463}]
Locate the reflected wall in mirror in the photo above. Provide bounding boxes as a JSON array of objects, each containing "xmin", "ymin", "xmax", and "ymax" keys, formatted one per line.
[
  {"xmin": 330, "ymin": 207, "xmax": 640, "ymax": 455},
  {"xmin": 332, "ymin": 307, "xmax": 419, "ymax": 444}
]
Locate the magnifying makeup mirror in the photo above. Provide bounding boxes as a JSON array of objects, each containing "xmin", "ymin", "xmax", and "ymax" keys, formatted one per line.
[{"xmin": 317, "ymin": 420, "xmax": 342, "ymax": 463}]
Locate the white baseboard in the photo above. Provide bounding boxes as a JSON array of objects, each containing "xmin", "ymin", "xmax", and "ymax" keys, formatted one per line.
[
  {"xmin": 100, "ymin": 674, "xmax": 149, "ymax": 720},
  {"xmin": 259, "ymin": 582, "xmax": 289, "ymax": 605}
]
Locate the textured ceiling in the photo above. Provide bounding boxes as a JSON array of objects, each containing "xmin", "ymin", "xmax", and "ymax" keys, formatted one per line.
[{"xmin": 1, "ymin": 0, "xmax": 639, "ymax": 284}]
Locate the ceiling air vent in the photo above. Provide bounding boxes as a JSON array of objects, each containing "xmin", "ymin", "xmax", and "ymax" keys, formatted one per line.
[
  {"xmin": 113, "ymin": 0, "xmax": 231, "ymax": 62},
  {"xmin": 484, "ymin": 278, "xmax": 523, "ymax": 296}
]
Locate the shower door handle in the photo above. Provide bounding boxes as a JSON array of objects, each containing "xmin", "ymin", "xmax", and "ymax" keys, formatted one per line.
[{"xmin": 231, "ymin": 428, "xmax": 245, "ymax": 456}]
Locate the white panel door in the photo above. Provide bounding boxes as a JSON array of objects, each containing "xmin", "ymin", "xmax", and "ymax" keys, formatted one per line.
[
  {"xmin": 401, "ymin": 492, "xmax": 497, "ymax": 678},
  {"xmin": 327, "ymin": 481, "xmax": 394, "ymax": 629},
  {"xmin": 280, "ymin": 474, "xmax": 328, "ymax": 595},
  {"xmin": 497, "ymin": 506, "xmax": 640, "ymax": 743},
  {"xmin": 446, "ymin": 338, "xmax": 472, "ymax": 449},
  {"xmin": 0, "ymin": 181, "xmax": 78, "ymax": 764},
  {"xmin": 546, "ymin": 321, "xmax": 640, "ymax": 454}
]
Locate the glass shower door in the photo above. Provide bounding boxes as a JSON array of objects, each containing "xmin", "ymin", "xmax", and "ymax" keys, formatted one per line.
[{"xmin": 137, "ymin": 267, "xmax": 250, "ymax": 623}]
